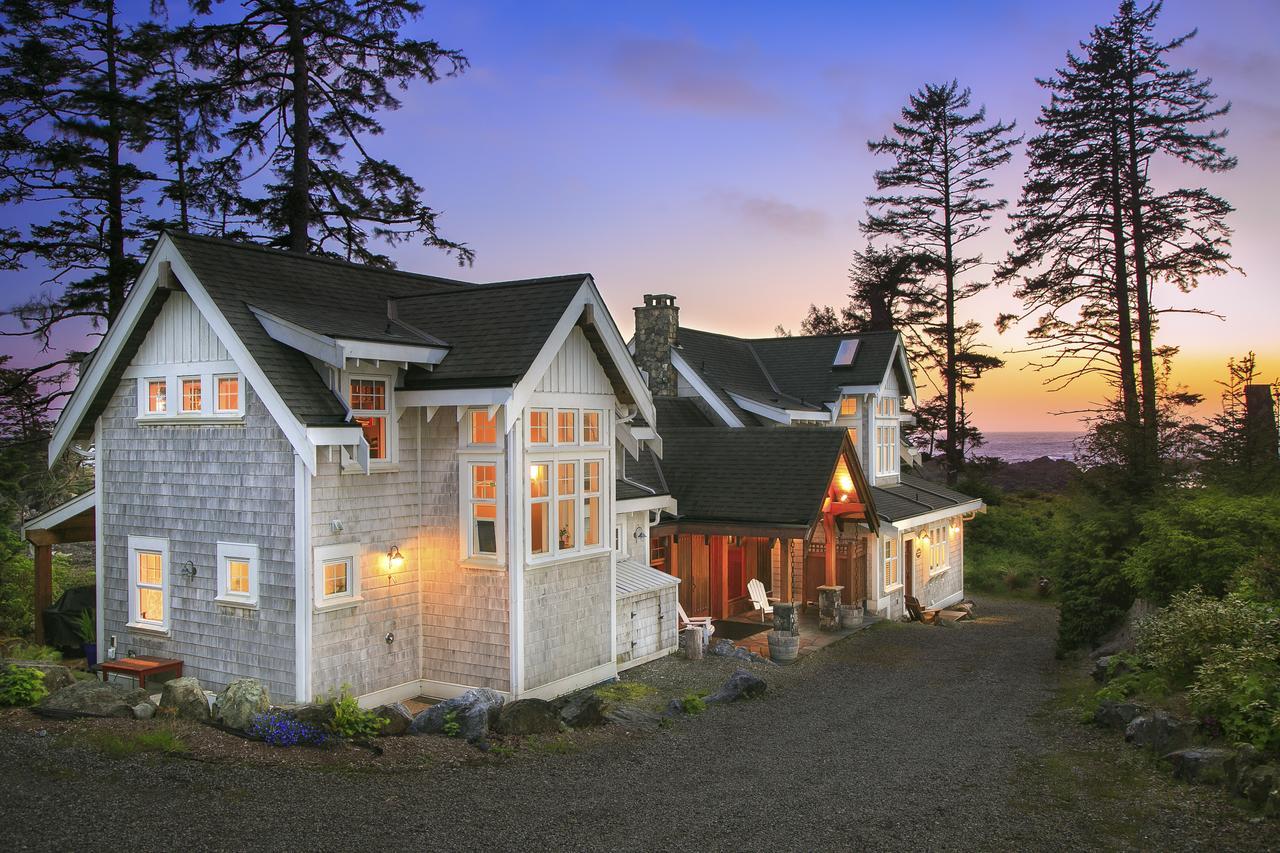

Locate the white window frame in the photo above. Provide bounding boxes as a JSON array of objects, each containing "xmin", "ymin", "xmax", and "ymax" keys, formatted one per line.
[
  {"xmin": 141, "ymin": 377, "xmax": 169, "ymax": 417},
  {"xmin": 839, "ymin": 396, "xmax": 858, "ymax": 418},
  {"xmin": 127, "ymin": 535, "xmax": 170, "ymax": 633},
  {"xmin": 134, "ymin": 368, "xmax": 245, "ymax": 422},
  {"xmin": 524, "ymin": 403, "xmax": 612, "ymax": 564},
  {"xmin": 313, "ymin": 542, "xmax": 362, "ymax": 611},
  {"xmin": 467, "ymin": 408, "xmax": 500, "ymax": 447},
  {"xmin": 347, "ymin": 374, "xmax": 394, "ymax": 466},
  {"xmin": 528, "ymin": 408, "xmax": 551, "ymax": 446},
  {"xmin": 457, "ymin": 407, "xmax": 506, "ymax": 564},
  {"xmin": 179, "ymin": 375, "xmax": 204, "ymax": 414},
  {"xmin": 214, "ymin": 373, "xmax": 243, "ymax": 415},
  {"xmin": 464, "ymin": 458, "xmax": 503, "ymax": 561},
  {"xmin": 216, "ymin": 541, "xmax": 260, "ymax": 609},
  {"xmin": 928, "ymin": 524, "xmax": 950, "ymax": 575},
  {"xmin": 882, "ymin": 535, "xmax": 901, "ymax": 593},
  {"xmin": 876, "ymin": 421, "xmax": 898, "ymax": 476}
]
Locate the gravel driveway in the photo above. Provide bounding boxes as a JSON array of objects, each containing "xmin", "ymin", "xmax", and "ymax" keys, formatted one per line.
[{"xmin": 2, "ymin": 598, "xmax": 1268, "ymax": 852}]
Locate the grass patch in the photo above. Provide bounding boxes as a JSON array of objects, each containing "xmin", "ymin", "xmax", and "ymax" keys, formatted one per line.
[
  {"xmin": 61, "ymin": 728, "xmax": 188, "ymax": 759},
  {"xmin": 679, "ymin": 693, "xmax": 707, "ymax": 715},
  {"xmin": 594, "ymin": 681, "xmax": 656, "ymax": 704},
  {"xmin": 527, "ymin": 735, "xmax": 576, "ymax": 755}
]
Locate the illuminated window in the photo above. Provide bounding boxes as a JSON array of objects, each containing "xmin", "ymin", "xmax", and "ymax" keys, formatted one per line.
[
  {"xmin": 876, "ymin": 397, "xmax": 899, "ymax": 418},
  {"xmin": 349, "ymin": 378, "xmax": 389, "ymax": 461},
  {"xmin": 215, "ymin": 375, "xmax": 240, "ymax": 413},
  {"xmin": 470, "ymin": 463, "xmax": 498, "ymax": 556},
  {"xmin": 470, "ymin": 410, "xmax": 497, "ymax": 445},
  {"xmin": 529, "ymin": 463, "xmax": 550, "ymax": 555},
  {"xmin": 583, "ymin": 460, "xmax": 601, "ymax": 546},
  {"xmin": 840, "ymin": 396, "xmax": 858, "ymax": 417},
  {"xmin": 883, "ymin": 537, "xmax": 899, "ymax": 590},
  {"xmin": 216, "ymin": 541, "xmax": 259, "ymax": 608},
  {"xmin": 128, "ymin": 536, "xmax": 168, "ymax": 630},
  {"xmin": 928, "ymin": 524, "xmax": 949, "ymax": 573},
  {"xmin": 557, "ymin": 462, "xmax": 577, "ymax": 549},
  {"xmin": 847, "ymin": 427, "xmax": 858, "ymax": 448},
  {"xmin": 582, "ymin": 411, "xmax": 601, "ymax": 444},
  {"xmin": 650, "ymin": 537, "xmax": 667, "ymax": 568},
  {"xmin": 528, "ymin": 409, "xmax": 550, "ymax": 444},
  {"xmin": 146, "ymin": 379, "xmax": 167, "ymax": 414},
  {"xmin": 313, "ymin": 543, "xmax": 360, "ymax": 609},
  {"xmin": 876, "ymin": 425, "xmax": 898, "ymax": 476},
  {"xmin": 556, "ymin": 410, "xmax": 576, "ymax": 444},
  {"xmin": 180, "ymin": 377, "xmax": 202, "ymax": 413}
]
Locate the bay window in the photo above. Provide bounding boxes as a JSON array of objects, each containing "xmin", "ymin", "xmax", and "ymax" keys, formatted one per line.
[
  {"xmin": 528, "ymin": 409, "xmax": 550, "ymax": 445},
  {"xmin": 469, "ymin": 463, "xmax": 499, "ymax": 556},
  {"xmin": 524, "ymin": 404, "xmax": 610, "ymax": 561},
  {"xmin": 583, "ymin": 460, "xmax": 601, "ymax": 546},
  {"xmin": 556, "ymin": 462, "xmax": 577, "ymax": 550},
  {"xmin": 582, "ymin": 411, "xmax": 601, "ymax": 444},
  {"xmin": 349, "ymin": 377, "xmax": 389, "ymax": 461},
  {"xmin": 557, "ymin": 410, "xmax": 576, "ymax": 443},
  {"xmin": 127, "ymin": 535, "xmax": 169, "ymax": 631},
  {"xmin": 529, "ymin": 462, "xmax": 550, "ymax": 555}
]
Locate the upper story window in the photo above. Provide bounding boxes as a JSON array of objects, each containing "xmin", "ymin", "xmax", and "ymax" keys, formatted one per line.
[
  {"xmin": 876, "ymin": 397, "xmax": 899, "ymax": 418},
  {"xmin": 470, "ymin": 410, "xmax": 498, "ymax": 445},
  {"xmin": 216, "ymin": 375, "xmax": 240, "ymax": 413},
  {"xmin": 146, "ymin": 379, "xmax": 167, "ymax": 414},
  {"xmin": 839, "ymin": 396, "xmax": 858, "ymax": 417},
  {"xmin": 876, "ymin": 424, "xmax": 897, "ymax": 476},
  {"xmin": 136, "ymin": 369, "xmax": 245, "ymax": 421},
  {"xmin": 528, "ymin": 409, "xmax": 550, "ymax": 445},
  {"xmin": 582, "ymin": 411, "xmax": 601, "ymax": 444},
  {"xmin": 557, "ymin": 410, "xmax": 576, "ymax": 443},
  {"xmin": 180, "ymin": 377, "xmax": 202, "ymax": 413},
  {"xmin": 349, "ymin": 378, "xmax": 389, "ymax": 461},
  {"xmin": 524, "ymin": 404, "xmax": 610, "ymax": 562}
]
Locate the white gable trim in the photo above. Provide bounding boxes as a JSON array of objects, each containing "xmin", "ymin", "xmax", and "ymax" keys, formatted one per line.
[
  {"xmin": 885, "ymin": 335, "xmax": 917, "ymax": 402},
  {"xmin": 250, "ymin": 305, "xmax": 448, "ymax": 369},
  {"xmin": 508, "ymin": 277, "xmax": 655, "ymax": 434},
  {"xmin": 669, "ymin": 349, "xmax": 744, "ymax": 428},
  {"xmin": 727, "ymin": 392, "xmax": 831, "ymax": 425},
  {"xmin": 21, "ymin": 490, "xmax": 94, "ymax": 536}
]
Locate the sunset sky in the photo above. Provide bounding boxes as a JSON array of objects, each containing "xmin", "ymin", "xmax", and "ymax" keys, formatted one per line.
[{"xmin": 4, "ymin": 0, "xmax": 1277, "ymax": 431}]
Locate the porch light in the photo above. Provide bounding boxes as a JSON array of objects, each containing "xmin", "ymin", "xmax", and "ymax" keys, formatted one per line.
[
  {"xmin": 837, "ymin": 473, "xmax": 854, "ymax": 493},
  {"xmin": 839, "ymin": 493, "xmax": 849, "ymax": 503},
  {"xmin": 386, "ymin": 545, "xmax": 405, "ymax": 572}
]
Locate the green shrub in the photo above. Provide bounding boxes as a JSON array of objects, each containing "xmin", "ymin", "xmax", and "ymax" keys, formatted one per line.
[
  {"xmin": 0, "ymin": 524, "xmax": 93, "ymax": 640},
  {"xmin": 0, "ymin": 665, "xmax": 47, "ymax": 706},
  {"xmin": 680, "ymin": 693, "xmax": 706, "ymax": 715},
  {"xmin": 75, "ymin": 609, "xmax": 94, "ymax": 644},
  {"xmin": 1131, "ymin": 589, "xmax": 1271, "ymax": 688},
  {"xmin": 1188, "ymin": 632, "xmax": 1280, "ymax": 753},
  {"xmin": 325, "ymin": 686, "xmax": 386, "ymax": 740},
  {"xmin": 441, "ymin": 709, "xmax": 461, "ymax": 738},
  {"xmin": 2, "ymin": 641, "xmax": 62, "ymax": 662}
]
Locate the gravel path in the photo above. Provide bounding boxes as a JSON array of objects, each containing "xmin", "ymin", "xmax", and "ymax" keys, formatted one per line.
[{"xmin": 2, "ymin": 598, "xmax": 1268, "ymax": 852}]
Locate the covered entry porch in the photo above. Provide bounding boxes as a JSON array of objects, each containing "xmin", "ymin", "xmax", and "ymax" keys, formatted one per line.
[{"xmin": 21, "ymin": 491, "xmax": 96, "ymax": 646}]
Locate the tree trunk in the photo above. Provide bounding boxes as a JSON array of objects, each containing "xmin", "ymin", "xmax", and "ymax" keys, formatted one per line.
[
  {"xmin": 105, "ymin": 0, "xmax": 126, "ymax": 322},
  {"xmin": 942, "ymin": 142, "xmax": 959, "ymax": 485},
  {"xmin": 1107, "ymin": 117, "xmax": 1141, "ymax": 471},
  {"xmin": 284, "ymin": 2, "xmax": 310, "ymax": 253}
]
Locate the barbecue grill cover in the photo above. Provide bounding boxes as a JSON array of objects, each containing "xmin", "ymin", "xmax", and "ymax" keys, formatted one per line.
[{"xmin": 41, "ymin": 584, "xmax": 95, "ymax": 649}]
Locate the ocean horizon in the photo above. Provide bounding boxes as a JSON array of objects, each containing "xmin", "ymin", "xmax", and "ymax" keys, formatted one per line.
[{"xmin": 979, "ymin": 431, "xmax": 1081, "ymax": 463}]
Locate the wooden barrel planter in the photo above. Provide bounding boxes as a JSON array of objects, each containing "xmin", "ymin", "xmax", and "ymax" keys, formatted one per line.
[
  {"xmin": 839, "ymin": 604, "xmax": 863, "ymax": 629},
  {"xmin": 768, "ymin": 630, "xmax": 799, "ymax": 663}
]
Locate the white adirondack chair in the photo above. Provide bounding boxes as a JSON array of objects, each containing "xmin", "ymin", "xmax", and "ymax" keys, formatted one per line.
[
  {"xmin": 747, "ymin": 578, "xmax": 778, "ymax": 623},
  {"xmin": 677, "ymin": 602, "xmax": 714, "ymax": 643}
]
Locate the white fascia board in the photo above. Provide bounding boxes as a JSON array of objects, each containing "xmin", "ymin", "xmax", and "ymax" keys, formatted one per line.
[
  {"xmin": 582, "ymin": 277, "xmax": 657, "ymax": 430},
  {"xmin": 250, "ymin": 306, "xmax": 344, "ymax": 368},
  {"xmin": 616, "ymin": 494, "xmax": 677, "ymax": 515},
  {"xmin": 335, "ymin": 338, "xmax": 448, "ymax": 366},
  {"xmin": 888, "ymin": 335, "xmax": 918, "ymax": 402},
  {"xmin": 727, "ymin": 391, "xmax": 830, "ymax": 424},
  {"xmin": 48, "ymin": 243, "xmax": 169, "ymax": 467},
  {"xmin": 165, "ymin": 243, "xmax": 317, "ymax": 472},
  {"xmin": 616, "ymin": 420, "xmax": 640, "ymax": 460},
  {"xmin": 306, "ymin": 426, "xmax": 364, "ymax": 445},
  {"xmin": 397, "ymin": 387, "xmax": 513, "ymax": 409},
  {"xmin": 670, "ymin": 350, "xmax": 744, "ymax": 428},
  {"xmin": 838, "ymin": 384, "xmax": 881, "ymax": 396},
  {"xmin": 22, "ymin": 490, "xmax": 95, "ymax": 536},
  {"xmin": 882, "ymin": 499, "xmax": 986, "ymax": 532}
]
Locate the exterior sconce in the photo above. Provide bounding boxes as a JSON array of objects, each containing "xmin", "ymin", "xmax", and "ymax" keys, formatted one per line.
[
  {"xmin": 180, "ymin": 560, "xmax": 197, "ymax": 579},
  {"xmin": 837, "ymin": 473, "xmax": 854, "ymax": 494},
  {"xmin": 387, "ymin": 545, "xmax": 405, "ymax": 572},
  {"xmin": 633, "ymin": 526, "xmax": 647, "ymax": 541}
]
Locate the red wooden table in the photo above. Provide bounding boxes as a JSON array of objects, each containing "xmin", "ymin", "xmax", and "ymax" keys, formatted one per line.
[{"xmin": 99, "ymin": 656, "xmax": 183, "ymax": 689}]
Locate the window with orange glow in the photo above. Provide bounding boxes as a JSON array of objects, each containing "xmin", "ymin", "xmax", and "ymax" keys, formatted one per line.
[
  {"xmin": 883, "ymin": 537, "xmax": 899, "ymax": 589},
  {"xmin": 583, "ymin": 460, "xmax": 601, "ymax": 546},
  {"xmin": 840, "ymin": 396, "xmax": 858, "ymax": 417},
  {"xmin": 146, "ymin": 379, "xmax": 167, "ymax": 414},
  {"xmin": 582, "ymin": 411, "xmax": 601, "ymax": 444},
  {"xmin": 216, "ymin": 375, "xmax": 240, "ymax": 412},
  {"xmin": 128, "ymin": 538, "xmax": 167, "ymax": 629},
  {"xmin": 180, "ymin": 377, "xmax": 202, "ymax": 413},
  {"xmin": 529, "ymin": 463, "xmax": 549, "ymax": 555},
  {"xmin": 349, "ymin": 378, "xmax": 389, "ymax": 461},
  {"xmin": 556, "ymin": 410, "xmax": 576, "ymax": 443},
  {"xmin": 528, "ymin": 409, "xmax": 550, "ymax": 444},
  {"xmin": 557, "ymin": 462, "xmax": 576, "ymax": 549},
  {"xmin": 470, "ymin": 410, "xmax": 497, "ymax": 444},
  {"xmin": 470, "ymin": 463, "xmax": 498, "ymax": 555}
]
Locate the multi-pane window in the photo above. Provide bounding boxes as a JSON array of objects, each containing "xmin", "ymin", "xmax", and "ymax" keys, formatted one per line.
[
  {"xmin": 470, "ymin": 410, "xmax": 497, "ymax": 445},
  {"xmin": 583, "ymin": 460, "xmax": 601, "ymax": 546},
  {"xmin": 530, "ymin": 463, "xmax": 550, "ymax": 555},
  {"xmin": 528, "ymin": 409, "xmax": 550, "ymax": 444},
  {"xmin": 314, "ymin": 543, "xmax": 360, "ymax": 609},
  {"xmin": 556, "ymin": 410, "xmax": 576, "ymax": 443},
  {"xmin": 876, "ymin": 397, "xmax": 899, "ymax": 418},
  {"xmin": 649, "ymin": 537, "xmax": 667, "ymax": 568},
  {"xmin": 876, "ymin": 425, "xmax": 897, "ymax": 475},
  {"xmin": 582, "ymin": 411, "xmax": 601, "ymax": 444},
  {"xmin": 928, "ymin": 524, "xmax": 949, "ymax": 572},
  {"xmin": 349, "ymin": 378, "xmax": 388, "ymax": 461},
  {"xmin": 181, "ymin": 377, "xmax": 202, "ymax": 413},
  {"xmin": 228, "ymin": 559, "xmax": 250, "ymax": 593},
  {"xmin": 128, "ymin": 536, "xmax": 168, "ymax": 630},
  {"xmin": 557, "ymin": 462, "xmax": 577, "ymax": 550},
  {"xmin": 146, "ymin": 379, "xmax": 167, "ymax": 414},
  {"xmin": 470, "ymin": 463, "xmax": 498, "ymax": 556},
  {"xmin": 216, "ymin": 375, "xmax": 240, "ymax": 413},
  {"xmin": 883, "ymin": 537, "xmax": 899, "ymax": 589},
  {"xmin": 324, "ymin": 560, "xmax": 349, "ymax": 595},
  {"xmin": 216, "ymin": 541, "xmax": 259, "ymax": 608},
  {"xmin": 840, "ymin": 396, "xmax": 858, "ymax": 417}
]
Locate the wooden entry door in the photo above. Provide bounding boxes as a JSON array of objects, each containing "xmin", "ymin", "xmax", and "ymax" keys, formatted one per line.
[
  {"xmin": 676, "ymin": 535, "xmax": 712, "ymax": 617},
  {"xmin": 903, "ymin": 539, "xmax": 915, "ymax": 599}
]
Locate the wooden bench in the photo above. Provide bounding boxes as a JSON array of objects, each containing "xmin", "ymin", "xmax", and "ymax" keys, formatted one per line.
[{"xmin": 99, "ymin": 656, "xmax": 183, "ymax": 690}]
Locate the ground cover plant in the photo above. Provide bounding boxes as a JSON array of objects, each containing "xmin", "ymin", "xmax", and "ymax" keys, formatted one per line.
[
  {"xmin": 247, "ymin": 711, "xmax": 328, "ymax": 748},
  {"xmin": 0, "ymin": 665, "xmax": 46, "ymax": 706}
]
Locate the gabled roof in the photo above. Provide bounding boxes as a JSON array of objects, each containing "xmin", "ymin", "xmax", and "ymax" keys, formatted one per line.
[
  {"xmin": 659, "ymin": 427, "xmax": 876, "ymax": 531},
  {"xmin": 674, "ymin": 326, "xmax": 913, "ymax": 423}
]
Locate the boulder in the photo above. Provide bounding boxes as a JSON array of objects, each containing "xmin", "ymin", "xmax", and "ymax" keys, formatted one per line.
[
  {"xmin": 494, "ymin": 699, "xmax": 562, "ymax": 736},
  {"xmin": 1091, "ymin": 599, "xmax": 1158, "ymax": 659},
  {"xmin": 1124, "ymin": 711, "xmax": 1193, "ymax": 754},
  {"xmin": 1093, "ymin": 699, "xmax": 1145, "ymax": 730},
  {"xmin": 372, "ymin": 702, "xmax": 413, "ymax": 737},
  {"xmin": 410, "ymin": 688, "xmax": 504, "ymax": 743},
  {"xmin": 555, "ymin": 691, "xmax": 606, "ymax": 729},
  {"xmin": 132, "ymin": 702, "xmax": 155, "ymax": 720},
  {"xmin": 602, "ymin": 706, "xmax": 661, "ymax": 728},
  {"xmin": 213, "ymin": 678, "xmax": 270, "ymax": 730},
  {"xmin": 708, "ymin": 639, "xmax": 736, "ymax": 657},
  {"xmin": 159, "ymin": 677, "xmax": 210, "ymax": 722},
  {"xmin": 1236, "ymin": 764, "xmax": 1280, "ymax": 811},
  {"xmin": 1091, "ymin": 656, "xmax": 1133, "ymax": 683},
  {"xmin": 287, "ymin": 702, "xmax": 336, "ymax": 729},
  {"xmin": 39, "ymin": 680, "xmax": 149, "ymax": 718},
  {"xmin": 705, "ymin": 668, "xmax": 767, "ymax": 704},
  {"xmin": 1167, "ymin": 747, "xmax": 1238, "ymax": 787},
  {"xmin": 2, "ymin": 661, "xmax": 76, "ymax": 694}
]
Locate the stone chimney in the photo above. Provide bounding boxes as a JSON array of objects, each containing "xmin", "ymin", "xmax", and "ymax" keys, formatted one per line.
[
  {"xmin": 1244, "ymin": 384, "xmax": 1279, "ymax": 465},
  {"xmin": 633, "ymin": 294, "xmax": 679, "ymax": 398}
]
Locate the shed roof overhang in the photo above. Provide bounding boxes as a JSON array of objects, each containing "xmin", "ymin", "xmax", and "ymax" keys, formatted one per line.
[{"xmin": 23, "ymin": 491, "xmax": 96, "ymax": 545}]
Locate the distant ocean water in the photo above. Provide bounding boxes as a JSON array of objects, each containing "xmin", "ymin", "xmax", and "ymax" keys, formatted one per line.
[{"xmin": 980, "ymin": 431, "xmax": 1081, "ymax": 463}]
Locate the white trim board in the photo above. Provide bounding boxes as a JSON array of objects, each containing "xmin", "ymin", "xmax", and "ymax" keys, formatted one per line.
[
  {"xmin": 882, "ymin": 500, "xmax": 985, "ymax": 533},
  {"xmin": 670, "ymin": 349, "xmax": 744, "ymax": 427},
  {"xmin": 519, "ymin": 661, "xmax": 617, "ymax": 702},
  {"xmin": 22, "ymin": 490, "xmax": 95, "ymax": 536},
  {"xmin": 727, "ymin": 391, "xmax": 831, "ymax": 425},
  {"xmin": 618, "ymin": 646, "xmax": 678, "ymax": 673}
]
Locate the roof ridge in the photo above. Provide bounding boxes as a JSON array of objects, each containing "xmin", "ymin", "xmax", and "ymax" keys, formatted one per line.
[
  {"xmin": 165, "ymin": 229, "xmax": 476, "ymax": 289},
  {"xmin": 743, "ymin": 339, "xmax": 784, "ymax": 397},
  {"xmin": 392, "ymin": 274, "xmax": 589, "ymax": 300}
]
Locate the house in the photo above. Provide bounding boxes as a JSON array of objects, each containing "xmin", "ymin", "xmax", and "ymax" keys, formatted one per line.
[
  {"xmin": 42, "ymin": 232, "xmax": 678, "ymax": 705},
  {"xmin": 629, "ymin": 294, "xmax": 983, "ymax": 620}
]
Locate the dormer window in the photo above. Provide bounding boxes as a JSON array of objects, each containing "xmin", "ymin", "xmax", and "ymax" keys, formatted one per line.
[
  {"xmin": 349, "ymin": 377, "xmax": 389, "ymax": 460},
  {"xmin": 839, "ymin": 396, "xmax": 858, "ymax": 417},
  {"xmin": 833, "ymin": 339, "xmax": 859, "ymax": 366}
]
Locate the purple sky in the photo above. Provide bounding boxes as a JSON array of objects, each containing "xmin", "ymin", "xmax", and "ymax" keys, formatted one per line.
[{"xmin": 3, "ymin": 0, "xmax": 1277, "ymax": 430}]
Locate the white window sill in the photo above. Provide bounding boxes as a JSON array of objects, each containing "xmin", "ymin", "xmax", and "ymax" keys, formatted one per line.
[
  {"xmin": 136, "ymin": 415, "xmax": 245, "ymax": 426},
  {"xmin": 459, "ymin": 557, "xmax": 506, "ymax": 572},
  {"xmin": 126, "ymin": 622, "xmax": 170, "ymax": 637},
  {"xmin": 314, "ymin": 595, "xmax": 363, "ymax": 613},
  {"xmin": 214, "ymin": 597, "xmax": 259, "ymax": 611},
  {"xmin": 527, "ymin": 546, "xmax": 611, "ymax": 568},
  {"xmin": 929, "ymin": 566, "xmax": 951, "ymax": 578},
  {"xmin": 883, "ymin": 583, "xmax": 904, "ymax": 594}
]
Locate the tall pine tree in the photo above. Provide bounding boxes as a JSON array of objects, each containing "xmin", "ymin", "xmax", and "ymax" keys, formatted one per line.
[{"xmin": 863, "ymin": 81, "xmax": 1018, "ymax": 482}]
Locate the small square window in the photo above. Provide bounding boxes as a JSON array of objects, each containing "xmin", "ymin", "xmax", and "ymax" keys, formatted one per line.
[
  {"xmin": 217, "ymin": 541, "xmax": 259, "ymax": 608},
  {"xmin": 840, "ymin": 397, "xmax": 857, "ymax": 417},
  {"xmin": 180, "ymin": 377, "xmax": 202, "ymax": 413},
  {"xmin": 528, "ymin": 410, "xmax": 550, "ymax": 444},
  {"xmin": 470, "ymin": 410, "xmax": 497, "ymax": 444},
  {"xmin": 314, "ymin": 544, "xmax": 361, "ymax": 609},
  {"xmin": 323, "ymin": 560, "xmax": 349, "ymax": 596},
  {"xmin": 556, "ymin": 410, "xmax": 576, "ymax": 443}
]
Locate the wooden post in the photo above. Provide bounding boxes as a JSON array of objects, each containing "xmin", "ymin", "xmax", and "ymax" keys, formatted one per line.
[
  {"xmin": 823, "ymin": 515, "xmax": 837, "ymax": 587},
  {"xmin": 683, "ymin": 627, "xmax": 703, "ymax": 660},
  {"xmin": 33, "ymin": 541, "xmax": 53, "ymax": 645}
]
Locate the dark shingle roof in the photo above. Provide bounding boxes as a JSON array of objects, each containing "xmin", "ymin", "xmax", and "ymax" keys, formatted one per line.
[
  {"xmin": 676, "ymin": 326, "xmax": 906, "ymax": 415},
  {"xmin": 660, "ymin": 427, "xmax": 852, "ymax": 527},
  {"xmin": 618, "ymin": 446, "xmax": 669, "ymax": 500},
  {"xmin": 870, "ymin": 473, "xmax": 980, "ymax": 522},
  {"xmin": 654, "ymin": 397, "xmax": 715, "ymax": 429}
]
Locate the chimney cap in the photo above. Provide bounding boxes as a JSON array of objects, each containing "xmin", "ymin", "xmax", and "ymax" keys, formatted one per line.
[{"xmin": 642, "ymin": 294, "xmax": 677, "ymax": 308}]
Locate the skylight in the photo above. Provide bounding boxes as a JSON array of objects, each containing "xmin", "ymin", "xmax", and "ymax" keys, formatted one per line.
[{"xmin": 833, "ymin": 338, "xmax": 859, "ymax": 366}]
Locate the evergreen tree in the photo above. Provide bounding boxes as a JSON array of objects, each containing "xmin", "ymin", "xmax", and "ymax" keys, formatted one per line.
[
  {"xmin": 863, "ymin": 81, "xmax": 1019, "ymax": 482},
  {"xmin": 186, "ymin": 0, "xmax": 473, "ymax": 266}
]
